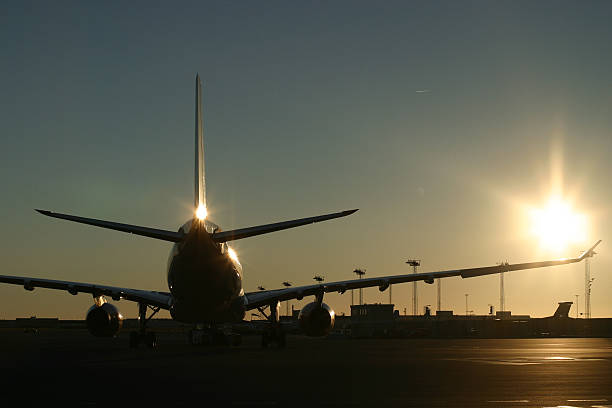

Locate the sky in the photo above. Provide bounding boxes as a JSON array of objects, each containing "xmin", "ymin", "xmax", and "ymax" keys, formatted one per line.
[{"xmin": 1, "ymin": 1, "xmax": 611, "ymax": 319}]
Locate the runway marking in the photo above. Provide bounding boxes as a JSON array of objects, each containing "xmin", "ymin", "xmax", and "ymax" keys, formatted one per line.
[
  {"xmin": 542, "ymin": 406, "xmax": 579, "ymax": 408},
  {"xmin": 447, "ymin": 358, "xmax": 540, "ymax": 365},
  {"xmin": 447, "ymin": 356, "xmax": 607, "ymax": 366},
  {"xmin": 567, "ymin": 399, "xmax": 608, "ymax": 402}
]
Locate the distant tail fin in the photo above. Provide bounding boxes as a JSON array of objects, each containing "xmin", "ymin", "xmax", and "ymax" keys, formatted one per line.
[
  {"xmin": 195, "ymin": 74, "xmax": 207, "ymax": 218},
  {"xmin": 553, "ymin": 301, "xmax": 572, "ymax": 318}
]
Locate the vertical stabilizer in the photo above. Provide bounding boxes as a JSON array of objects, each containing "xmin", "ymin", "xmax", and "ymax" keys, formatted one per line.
[
  {"xmin": 194, "ymin": 74, "xmax": 206, "ymax": 217},
  {"xmin": 553, "ymin": 301, "xmax": 572, "ymax": 318}
]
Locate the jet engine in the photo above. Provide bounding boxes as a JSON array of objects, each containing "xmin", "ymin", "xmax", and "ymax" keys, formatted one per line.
[
  {"xmin": 298, "ymin": 302, "xmax": 335, "ymax": 337},
  {"xmin": 86, "ymin": 303, "xmax": 123, "ymax": 337}
]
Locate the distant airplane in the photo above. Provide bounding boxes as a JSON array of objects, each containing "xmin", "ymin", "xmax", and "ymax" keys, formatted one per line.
[{"xmin": 0, "ymin": 75, "xmax": 601, "ymax": 348}]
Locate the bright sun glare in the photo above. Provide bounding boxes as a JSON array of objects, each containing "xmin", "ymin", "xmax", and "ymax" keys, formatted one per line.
[
  {"xmin": 227, "ymin": 246, "xmax": 240, "ymax": 264},
  {"xmin": 196, "ymin": 204, "xmax": 208, "ymax": 220},
  {"xmin": 529, "ymin": 197, "xmax": 587, "ymax": 252}
]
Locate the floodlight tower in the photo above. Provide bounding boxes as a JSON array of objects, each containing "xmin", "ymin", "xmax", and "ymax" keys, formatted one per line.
[
  {"xmin": 406, "ymin": 259, "xmax": 421, "ymax": 315},
  {"xmin": 585, "ymin": 259, "xmax": 593, "ymax": 319},
  {"xmin": 282, "ymin": 281, "xmax": 292, "ymax": 316},
  {"xmin": 498, "ymin": 261, "xmax": 509, "ymax": 312},
  {"xmin": 575, "ymin": 294, "xmax": 580, "ymax": 319},
  {"xmin": 583, "ymin": 246, "xmax": 597, "ymax": 319},
  {"xmin": 353, "ymin": 269, "xmax": 366, "ymax": 305},
  {"xmin": 437, "ymin": 278, "xmax": 441, "ymax": 312}
]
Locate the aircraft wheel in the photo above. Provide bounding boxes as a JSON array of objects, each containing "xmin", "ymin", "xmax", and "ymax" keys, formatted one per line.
[{"xmin": 145, "ymin": 332, "xmax": 157, "ymax": 348}]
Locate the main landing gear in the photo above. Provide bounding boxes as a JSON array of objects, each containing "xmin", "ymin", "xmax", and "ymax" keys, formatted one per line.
[
  {"xmin": 258, "ymin": 301, "xmax": 286, "ymax": 349},
  {"xmin": 129, "ymin": 302, "xmax": 160, "ymax": 348}
]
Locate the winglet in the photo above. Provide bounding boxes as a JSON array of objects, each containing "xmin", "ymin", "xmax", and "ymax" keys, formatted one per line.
[{"xmin": 579, "ymin": 240, "xmax": 602, "ymax": 261}]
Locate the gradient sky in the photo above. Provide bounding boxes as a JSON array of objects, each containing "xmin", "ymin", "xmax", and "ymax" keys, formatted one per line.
[{"xmin": 2, "ymin": 1, "xmax": 611, "ymax": 319}]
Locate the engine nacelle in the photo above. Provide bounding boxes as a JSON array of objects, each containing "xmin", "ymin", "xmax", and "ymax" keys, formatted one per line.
[
  {"xmin": 86, "ymin": 303, "xmax": 123, "ymax": 337},
  {"xmin": 298, "ymin": 302, "xmax": 335, "ymax": 337}
]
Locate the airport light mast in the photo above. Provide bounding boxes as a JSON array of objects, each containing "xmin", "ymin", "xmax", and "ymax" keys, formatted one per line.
[
  {"xmin": 437, "ymin": 278, "xmax": 441, "ymax": 312},
  {"xmin": 583, "ymin": 246, "xmax": 597, "ymax": 319},
  {"xmin": 585, "ymin": 259, "xmax": 593, "ymax": 319},
  {"xmin": 575, "ymin": 294, "xmax": 580, "ymax": 318},
  {"xmin": 497, "ymin": 261, "xmax": 509, "ymax": 312},
  {"xmin": 282, "ymin": 281, "xmax": 292, "ymax": 316},
  {"xmin": 353, "ymin": 269, "xmax": 366, "ymax": 305},
  {"xmin": 406, "ymin": 260, "xmax": 420, "ymax": 315}
]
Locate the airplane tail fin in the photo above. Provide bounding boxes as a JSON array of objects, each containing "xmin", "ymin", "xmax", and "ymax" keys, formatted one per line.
[
  {"xmin": 194, "ymin": 74, "xmax": 207, "ymax": 219},
  {"xmin": 553, "ymin": 301, "xmax": 572, "ymax": 318}
]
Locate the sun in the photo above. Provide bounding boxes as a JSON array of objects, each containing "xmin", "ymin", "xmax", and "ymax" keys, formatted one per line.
[
  {"xmin": 528, "ymin": 196, "xmax": 587, "ymax": 252},
  {"xmin": 195, "ymin": 204, "xmax": 208, "ymax": 220}
]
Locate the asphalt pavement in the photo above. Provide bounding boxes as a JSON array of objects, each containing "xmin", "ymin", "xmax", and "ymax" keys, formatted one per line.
[{"xmin": 1, "ymin": 329, "xmax": 610, "ymax": 407}]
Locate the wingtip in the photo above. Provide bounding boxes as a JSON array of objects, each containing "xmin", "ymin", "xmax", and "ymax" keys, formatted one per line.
[
  {"xmin": 344, "ymin": 209, "xmax": 359, "ymax": 215},
  {"xmin": 579, "ymin": 240, "xmax": 602, "ymax": 260},
  {"xmin": 35, "ymin": 209, "xmax": 50, "ymax": 215}
]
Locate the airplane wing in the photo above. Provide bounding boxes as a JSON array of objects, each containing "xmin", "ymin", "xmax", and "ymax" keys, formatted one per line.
[
  {"xmin": 0, "ymin": 275, "xmax": 173, "ymax": 309},
  {"xmin": 211, "ymin": 209, "xmax": 358, "ymax": 243},
  {"xmin": 243, "ymin": 240, "xmax": 601, "ymax": 310}
]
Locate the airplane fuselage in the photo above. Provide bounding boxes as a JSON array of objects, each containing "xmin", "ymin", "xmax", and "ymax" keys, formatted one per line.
[{"xmin": 167, "ymin": 218, "xmax": 244, "ymax": 323}]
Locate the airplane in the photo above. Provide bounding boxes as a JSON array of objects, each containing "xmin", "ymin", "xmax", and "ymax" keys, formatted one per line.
[{"xmin": 0, "ymin": 75, "xmax": 601, "ymax": 349}]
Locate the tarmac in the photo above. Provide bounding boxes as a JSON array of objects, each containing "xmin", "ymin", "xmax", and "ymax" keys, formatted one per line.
[{"xmin": 1, "ymin": 329, "xmax": 611, "ymax": 407}]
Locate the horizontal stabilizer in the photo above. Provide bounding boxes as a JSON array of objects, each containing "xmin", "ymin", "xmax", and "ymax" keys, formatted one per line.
[
  {"xmin": 36, "ymin": 210, "xmax": 185, "ymax": 243},
  {"xmin": 211, "ymin": 209, "xmax": 358, "ymax": 243}
]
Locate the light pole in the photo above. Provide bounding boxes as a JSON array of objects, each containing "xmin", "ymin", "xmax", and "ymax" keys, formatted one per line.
[
  {"xmin": 437, "ymin": 278, "xmax": 442, "ymax": 312},
  {"xmin": 353, "ymin": 269, "xmax": 366, "ymax": 305},
  {"xmin": 465, "ymin": 293, "xmax": 469, "ymax": 316},
  {"xmin": 575, "ymin": 294, "xmax": 580, "ymax": 319},
  {"xmin": 282, "ymin": 281, "xmax": 292, "ymax": 316},
  {"xmin": 406, "ymin": 260, "xmax": 421, "ymax": 315}
]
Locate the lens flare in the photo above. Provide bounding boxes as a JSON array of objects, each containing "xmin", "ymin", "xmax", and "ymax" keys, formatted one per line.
[
  {"xmin": 195, "ymin": 205, "xmax": 207, "ymax": 220},
  {"xmin": 227, "ymin": 246, "xmax": 240, "ymax": 263},
  {"xmin": 529, "ymin": 197, "xmax": 587, "ymax": 252}
]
